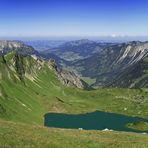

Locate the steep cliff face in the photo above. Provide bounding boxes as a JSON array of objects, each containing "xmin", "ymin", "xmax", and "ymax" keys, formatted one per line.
[
  {"xmin": 47, "ymin": 59, "xmax": 88, "ymax": 89},
  {"xmin": 68, "ymin": 41, "xmax": 148, "ymax": 88},
  {"xmin": 0, "ymin": 51, "xmax": 45, "ymax": 84},
  {"xmin": 57, "ymin": 69, "xmax": 88, "ymax": 89},
  {"xmin": 109, "ymin": 56, "xmax": 148, "ymax": 88},
  {"xmin": 95, "ymin": 42, "xmax": 148, "ymax": 87},
  {"xmin": 113, "ymin": 41, "xmax": 148, "ymax": 68}
]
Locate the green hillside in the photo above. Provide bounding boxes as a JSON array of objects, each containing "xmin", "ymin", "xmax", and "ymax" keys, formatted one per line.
[
  {"xmin": 0, "ymin": 51, "xmax": 148, "ymax": 147},
  {"xmin": 0, "ymin": 51, "xmax": 148, "ymax": 124},
  {"xmin": 0, "ymin": 119, "xmax": 148, "ymax": 148}
]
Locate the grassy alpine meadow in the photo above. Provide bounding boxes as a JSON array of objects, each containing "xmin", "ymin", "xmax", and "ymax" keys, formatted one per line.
[
  {"xmin": 127, "ymin": 121, "xmax": 148, "ymax": 131},
  {"xmin": 0, "ymin": 54, "xmax": 148, "ymax": 147},
  {"xmin": 0, "ymin": 119, "xmax": 148, "ymax": 148},
  {"xmin": 0, "ymin": 63, "xmax": 148, "ymax": 125}
]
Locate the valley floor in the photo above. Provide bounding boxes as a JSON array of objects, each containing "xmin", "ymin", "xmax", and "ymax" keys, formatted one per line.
[{"xmin": 0, "ymin": 119, "xmax": 148, "ymax": 148}]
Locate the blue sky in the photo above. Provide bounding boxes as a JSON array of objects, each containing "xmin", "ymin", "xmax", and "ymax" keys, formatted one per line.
[{"xmin": 0, "ymin": 0, "xmax": 148, "ymax": 37}]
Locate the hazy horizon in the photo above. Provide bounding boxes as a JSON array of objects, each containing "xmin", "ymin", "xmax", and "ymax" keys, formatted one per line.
[{"xmin": 0, "ymin": 36, "xmax": 148, "ymax": 42}]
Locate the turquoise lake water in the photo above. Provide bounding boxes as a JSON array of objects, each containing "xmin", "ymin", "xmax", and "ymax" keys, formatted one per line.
[{"xmin": 44, "ymin": 111, "xmax": 148, "ymax": 133}]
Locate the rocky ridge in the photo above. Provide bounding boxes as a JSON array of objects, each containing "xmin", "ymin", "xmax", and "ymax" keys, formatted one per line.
[{"xmin": 0, "ymin": 41, "xmax": 87, "ymax": 89}]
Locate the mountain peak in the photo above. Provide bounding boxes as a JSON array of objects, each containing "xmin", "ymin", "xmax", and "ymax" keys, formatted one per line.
[
  {"xmin": 0, "ymin": 40, "xmax": 24, "ymax": 50},
  {"xmin": 0, "ymin": 40, "xmax": 38, "ymax": 56},
  {"xmin": 64, "ymin": 39, "xmax": 95, "ymax": 46}
]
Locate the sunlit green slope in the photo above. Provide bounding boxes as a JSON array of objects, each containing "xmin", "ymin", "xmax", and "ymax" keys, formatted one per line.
[
  {"xmin": 0, "ymin": 119, "xmax": 148, "ymax": 148},
  {"xmin": 0, "ymin": 51, "xmax": 148, "ymax": 126}
]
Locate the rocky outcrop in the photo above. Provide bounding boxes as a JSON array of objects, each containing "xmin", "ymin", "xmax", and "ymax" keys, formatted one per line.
[
  {"xmin": 57, "ymin": 69, "xmax": 88, "ymax": 89},
  {"xmin": 0, "ymin": 50, "xmax": 45, "ymax": 84},
  {"xmin": 0, "ymin": 41, "xmax": 88, "ymax": 89},
  {"xmin": 114, "ymin": 41, "xmax": 148, "ymax": 67},
  {"xmin": 0, "ymin": 40, "xmax": 38, "ymax": 56},
  {"xmin": 109, "ymin": 55, "xmax": 148, "ymax": 88},
  {"xmin": 47, "ymin": 59, "xmax": 88, "ymax": 89}
]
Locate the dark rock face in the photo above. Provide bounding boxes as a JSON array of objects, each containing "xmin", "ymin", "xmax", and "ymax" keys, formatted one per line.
[{"xmin": 108, "ymin": 55, "xmax": 148, "ymax": 88}]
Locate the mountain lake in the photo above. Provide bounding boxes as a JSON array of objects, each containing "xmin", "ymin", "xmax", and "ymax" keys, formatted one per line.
[{"xmin": 44, "ymin": 111, "xmax": 148, "ymax": 133}]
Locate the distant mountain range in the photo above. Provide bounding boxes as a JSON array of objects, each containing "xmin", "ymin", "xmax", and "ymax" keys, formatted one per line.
[
  {"xmin": 40, "ymin": 39, "xmax": 114, "ymax": 61},
  {"xmin": 1, "ymin": 40, "xmax": 147, "ymax": 88},
  {"xmin": 39, "ymin": 39, "xmax": 148, "ymax": 88}
]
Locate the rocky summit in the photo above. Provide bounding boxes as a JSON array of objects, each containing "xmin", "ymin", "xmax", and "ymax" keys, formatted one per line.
[{"xmin": 0, "ymin": 40, "xmax": 37, "ymax": 56}]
